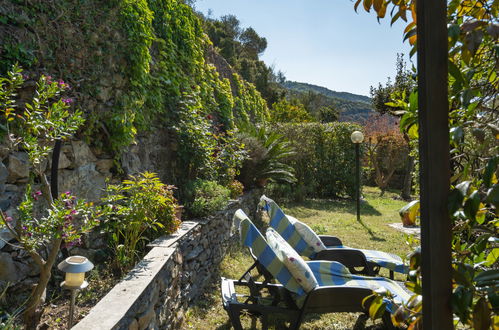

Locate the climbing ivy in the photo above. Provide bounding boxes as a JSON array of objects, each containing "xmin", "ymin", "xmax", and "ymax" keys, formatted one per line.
[{"xmin": 0, "ymin": 0, "xmax": 269, "ymax": 187}]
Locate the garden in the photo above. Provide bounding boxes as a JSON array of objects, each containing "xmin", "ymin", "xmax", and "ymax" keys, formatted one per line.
[{"xmin": 0, "ymin": 0, "xmax": 497, "ymax": 329}]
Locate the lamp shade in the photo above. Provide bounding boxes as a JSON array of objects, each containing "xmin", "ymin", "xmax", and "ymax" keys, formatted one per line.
[
  {"xmin": 58, "ymin": 256, "xmax": 94, "ymax": 274},
  {"xmin": 350, "ymin": 131, "xmax": 364, "ymax": 144}
]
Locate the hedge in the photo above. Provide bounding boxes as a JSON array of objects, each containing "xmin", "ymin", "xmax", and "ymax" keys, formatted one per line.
[{"xmin": 270, "ymin": 122, "xmax": 363, "ymax": 199}]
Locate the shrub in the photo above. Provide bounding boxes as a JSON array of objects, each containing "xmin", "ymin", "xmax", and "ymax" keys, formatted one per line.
[
  {"xmin": 228, "ymin": 180, "xmax": 244, "ymax": 199},
  {"xmin": 237, "ymin": 125, "xmax": 297, "ymax": 188},
  {"xmin": 0, "ymin": 65, "xmax": 97, "ymax": 326},
  {"xmin": 270, "ymin": 99, "xmax": 313, "ymax": 123},
  {"xmin": 102, "ymin": 172, "xmax": 180, "ymax": 271},
  {"xmin": 186, "ymin": 179, "xmax": 230, "ymax": 218},
  {"xmin": 272, "ymin": 122, "xmax": 362, "ymax": 199},
  {"xmin": 364, "ymin": 114, "xmax": 409, "ymax": 194}
]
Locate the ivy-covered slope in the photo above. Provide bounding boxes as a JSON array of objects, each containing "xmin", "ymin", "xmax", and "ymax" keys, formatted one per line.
[{"xmin": 0, "ymin": 0, "xmax": 269, "ymax": 155}]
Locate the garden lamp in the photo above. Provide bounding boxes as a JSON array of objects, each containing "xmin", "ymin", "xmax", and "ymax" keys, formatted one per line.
[
  {"xmin": 350, "ymin": 131, "xmax": 364, "ymax": 222},
  {"xmin": 58, "ymin": 256, "xmax": 94, "ymax": 329}
]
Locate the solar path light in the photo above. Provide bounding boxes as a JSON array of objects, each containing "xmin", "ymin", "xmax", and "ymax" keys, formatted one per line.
[
  {"xmin": 350, "ymin": 131, "xmax": 364, "ymax": 222},
  {"xmin": 58, "ymin": 256, "xmax": 94, "ymax": 329}
]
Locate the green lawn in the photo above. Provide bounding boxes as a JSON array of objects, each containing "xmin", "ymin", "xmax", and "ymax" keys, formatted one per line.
[{"xmin": 184, "ymin": 187, "xmax": 414, "ymax": 329}]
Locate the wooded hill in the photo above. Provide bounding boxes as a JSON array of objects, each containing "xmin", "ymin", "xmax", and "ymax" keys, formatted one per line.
[{"xmin": 283, "ymin": 81, "xmax": 374, "ymax": 123}]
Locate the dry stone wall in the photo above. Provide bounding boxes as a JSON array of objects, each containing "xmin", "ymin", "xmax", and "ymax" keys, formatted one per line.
[
  {"xmin": 0, "ymin": 139, "xmax": 114, "ymax": 299},
  {"xmin": 0, "ymin": 130, "xmax": 176, "ymax": 303},
  {"xmin": 73, "ymin": 190, "xmax": 261, "ymax": 330}
]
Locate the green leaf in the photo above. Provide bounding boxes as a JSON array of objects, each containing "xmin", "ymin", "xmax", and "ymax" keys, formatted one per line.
[
  {"xmin": 404, "ymin": 281, "xmax": 422, "ymax": 295},
  {"xmin": 368, "ymin": 295, "xmax": 386, "ymax": 320},
  {"xmin": 407, "ymin": 124, "xmax": 419, "ymax": 139},
  {"xmin": 453, "ymin": 263, "xmax": 474, "ymax": 287},
  {"xmin": 452, "ymin": 285, "xmax": 473, "ymax": 323},
  {"xmin": 488, "ymin": 287, "xmax": 499, "ymax": 310},
  {"xmin": 486, "ymin": 184, "xmax": 499, "ymax": 209},
  {"xmin": 483, "ymin": 157, "xmax": 498, "ymax": 188},
  {"xmin": 472, "ymin": 297, "xmax": 491, "ymax": 330},
  {"xmin": 484, "ymin": 248, "xmax": 499, "ymax": 267},
  {"xmin": 448, "ymin": 24, "xmax": 460, "ymax": 40},
  {"xmin": 474, "ymin": 269, "xmax": 499, "ymax": 287},
  {"xmin": 448, "ymin": 188, "xmax": 464, "ymax": 216},
  {"xmin": 462, "ymin": 89, "xmax": 474, "ymax": 107},
  {"xmin": 464, "ymin": 190, "xmax": 480, "ymax": 221},
  {"xmin": 448, "ymin": 60, "xmax": 464, "ymax": 83}
]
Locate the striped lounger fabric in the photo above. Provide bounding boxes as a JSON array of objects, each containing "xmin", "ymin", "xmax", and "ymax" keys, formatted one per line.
[
  {"xmin": 234, "ymin": 209, "xmax": 410, "ymax": 311},
  {"xmin": 259, "ymin": 195, "xmax": 409, "ymax": 275}
]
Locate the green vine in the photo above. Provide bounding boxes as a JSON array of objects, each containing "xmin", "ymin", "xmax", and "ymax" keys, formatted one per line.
[{"xmin": 0, "ymin": 0, "xmax": 269, "ymax": 188}]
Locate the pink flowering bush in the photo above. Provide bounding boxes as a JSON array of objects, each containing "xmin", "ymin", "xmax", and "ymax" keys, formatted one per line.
[
  {"xmin": 14, "ymin": 188, "xmax": 99, "ymax": 252},
  {"xmin": 0, "ymin": 65, "xmax": 98, "ymax": 328}
]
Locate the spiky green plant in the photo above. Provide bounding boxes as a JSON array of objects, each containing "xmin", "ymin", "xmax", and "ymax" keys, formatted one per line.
[{"xmin": 237, "ymin": 124, "xmax": 297, "ymax": 188}]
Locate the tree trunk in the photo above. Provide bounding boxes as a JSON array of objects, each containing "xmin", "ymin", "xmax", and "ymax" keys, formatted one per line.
[
  {"xmin": 23, "ymin": 237, "xmax": 63, "ymax": 329},
  {"xmin": 401, "ymin": 156, "xmax": 414, "ymax": 200}
]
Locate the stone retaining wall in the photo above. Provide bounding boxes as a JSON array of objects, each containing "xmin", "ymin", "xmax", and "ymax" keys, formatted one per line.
[{"xmin": 73, "ymin": 190, "xmax": 260, "ymax": 330}]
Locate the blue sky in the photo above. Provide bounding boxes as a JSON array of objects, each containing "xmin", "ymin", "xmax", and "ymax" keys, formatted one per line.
[{"xmin": 193, "ymin": 0, "xmax": 413, "ymax": 96}]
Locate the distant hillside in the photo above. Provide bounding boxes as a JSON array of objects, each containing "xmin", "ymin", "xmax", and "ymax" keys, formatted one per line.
[{"xmin": 282, "ymin": 81, "xmax": 374, "ymax": 123}]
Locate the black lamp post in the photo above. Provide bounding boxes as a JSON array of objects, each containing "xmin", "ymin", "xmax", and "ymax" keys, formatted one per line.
[{"xmin": 350, "ymin": 131, "xmax": 364, "ymax": 222}]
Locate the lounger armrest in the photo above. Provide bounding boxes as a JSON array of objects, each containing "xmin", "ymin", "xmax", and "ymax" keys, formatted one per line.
[
  {"xmin": 303, "ymin": 286, "xmax": 373, "ymax": 314},
  {"xmin": 314, "ymin": 248, "xmax": 375, "ymax": 275},
  {"xmin": 319, "ymin": 235, "xmax": 343, "ymax": 247}
]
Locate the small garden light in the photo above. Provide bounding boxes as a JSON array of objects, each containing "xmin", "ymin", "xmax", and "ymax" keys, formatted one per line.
[
  {"xmin": 58, "ymin": 256, "xmax": 94, "ymax": 329},
  {"xmin": 350, "ymin": 131, "xmax": 364, "ymax": 222}
]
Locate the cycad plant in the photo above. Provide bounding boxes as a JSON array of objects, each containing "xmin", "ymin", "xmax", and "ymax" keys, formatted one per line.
[{"xmin": 237, "ymin": 124, "xmax": 297, "ymax": 188}]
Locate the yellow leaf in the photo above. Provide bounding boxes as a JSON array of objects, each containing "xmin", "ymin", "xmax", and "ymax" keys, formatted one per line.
[
  {"xmin": 404, "ymin": 22, "xmax": 416, "ymax": 34},
  {"xmin": 409, "ymin": 34, "xmax": 417, "ymax": 46},
  {"xmin": 363, "ymin": 0, "xmax": 373, "ymax": 12},
  {"xmin": 410, "ymin": 2, "xmax": 417, "ymax": 23}
]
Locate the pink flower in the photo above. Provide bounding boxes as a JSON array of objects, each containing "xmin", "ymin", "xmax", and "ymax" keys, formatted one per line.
[
  {"xmin": 5, "ymin": 216, "xmax": 12, "ymax": 222},
  {"xmin": 32, "ymin": 190, "xmax": 42, "ymax": 201},
  {"xmin": 62, "ymin": 98, "xmax": 73, "ymax": 104}
]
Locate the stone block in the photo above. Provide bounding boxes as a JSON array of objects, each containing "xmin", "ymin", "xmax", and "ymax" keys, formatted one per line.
[
  {"xmin": 128, "ymin": 318, "xmax": 139, "ymax": 330},
  {"xmin": 58, "ymin": 164, "xmax": 106, "ymax": 202},
  {"xmin": 52, "ymin": 151, "xmax": 72, "ymax": 169},
  {"xmin": 96, "ymin": 159, "xmax": 114, "ymax": 174},
  {"xmin": 0, "ymin": 228, "xmax": 14, "ymax": 250},
  {"xmin": 137, "ymin": 306, "xmax": 155, "ymax": 330},
  {"xmin": 0, "ymin": 161, "xmax": 8, "ymax": 183},
  {"xmin": 71, "ymin": 141, "xmax": 97, "ymax": 167},
  {"xmin": 0, "ymin": 252, "xmax": 17, "ymax": 281},
  {"xmin": 7, "ymin": 152, "xmax": 29, "ymax": 183}
]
